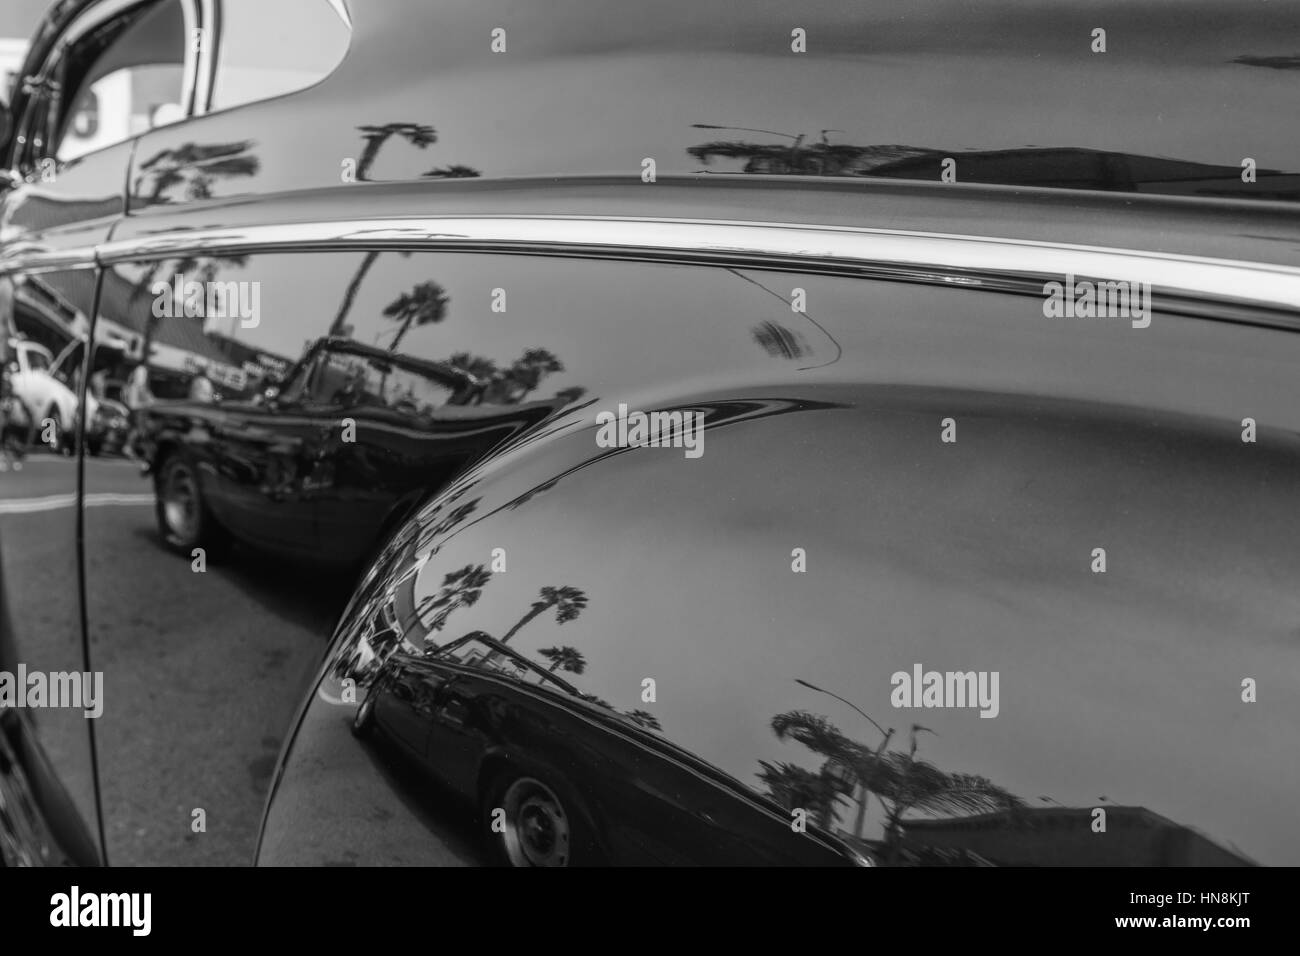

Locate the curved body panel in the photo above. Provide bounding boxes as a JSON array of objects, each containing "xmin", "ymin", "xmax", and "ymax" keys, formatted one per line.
[{"xmin": 261, "ymin": 259, "xmax": 1300, "ymax": 866}]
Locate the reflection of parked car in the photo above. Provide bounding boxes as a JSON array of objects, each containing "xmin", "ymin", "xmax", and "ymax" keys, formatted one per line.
[
  {"xmin": 5, "ymin": 337, "xmax": 99, "ymax": 454},
  {"xmin": 138, "ymin": 337, "xmax": 553, "ymax": 565},
  {"xmin": 1, "ymin": 364, "xmax": 33, "ymax": 460},
  {"xmin": 86, "ymin": 397, "xmax": 130, "ymax": 457},
  {"xmin": 354, "ymin": 633, "xmax": 863, "ymax": 866}
]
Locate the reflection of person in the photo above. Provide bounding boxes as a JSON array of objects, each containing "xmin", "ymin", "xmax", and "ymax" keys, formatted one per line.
[
  {"xmin": 122, "ymin": 361, "xmax": 155, "ymax": 462},
  {"xmin": 188, "ymin": 372, "xmax": 215, "ymax": 402},
  {"xmin": 0, "ymin": 356, "xmax": 32, "ymax": 471},
  {"xmin": 123, "ymin": 361, "xmax": 154, "ymax": 409},
  {"xmin": 0, "ymin": 281, "xmax": 34, "ymax": 468}
]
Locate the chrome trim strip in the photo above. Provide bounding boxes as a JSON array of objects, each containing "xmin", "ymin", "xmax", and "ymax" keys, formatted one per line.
[
  {"xmin": 96, "ymin": 215, "xmax": 1300, "ymax": 320},
  {"xmin": 192, "ymin": 0, "xmax": 218, "ymax": 114},
  {"xmin": 55, "ymin": 0, "xmax": 151, "ymax": 54},
  {"xmin": 180, "ymin": 0, "xmax": 200, "ymax": 116},
  {"xmin": 0, "ymin": 243, "xmax": 98, "ymax": 275}
]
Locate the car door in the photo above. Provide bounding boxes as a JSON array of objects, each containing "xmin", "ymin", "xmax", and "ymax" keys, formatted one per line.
[
  {"xmin": 312, "ymin": 348, "xmax": 480, "ymax": 563},
  {"xmin": 0, "ymin": 0, "xmax": 206, "ymax": 868},
  {"xmin": 200, "ymin": 347, "xmax": 330, "ymax": 557}
]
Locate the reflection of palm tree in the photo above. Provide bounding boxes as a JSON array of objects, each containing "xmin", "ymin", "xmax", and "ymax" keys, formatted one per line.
[
  {"xmin": 553, "ymin": 386, "xmax": 587, "ymax": 403},
  {"xmin": 446, "ymin": 352, "xmax": 498, "ymax": 381},
  {"xmin": 757, "ymin": 760, "xmax": 845, "ymax": 829},
  {"xmin": 356, "ymin": 123, "xmax": 437, "ymax": 181},
  {"xmin": 329, "ymin": 251, "xmax": 381, "ymax": 339},
  {"xmin": 416, "ymin": 563, "xmax": 492, "ymax": 634},
  {"xmin": 768, "ymin": 710, "xmax": 1022, "ymax": 858},
  {"xmin": 872, "ymin": 724, "xmax": 1020, "ymax": 862},
  {"xmin": 383, "ymin": 280, "xmax": 449, "ymax": 352},
  {"xmin": 771, "ymin": 709, "xmax": 874, "ymax": 832},
  {"xmin": 772, "ymin": 710, "xmax": 856, "ymax": 757},
  {"xmin": 501, "ymin": 586, "xmax": 588, "ymax": 645},
  {"xmin": 415, "ymin": 498, "xmax": 481, "ymax": 552},
  {"xmin": 423, "ymin": 164, "xmax": 481, "ymax": 179},
  {"xmin": 134, "ymin": 140, "xmax": 260, "ymax": 203},
  {"xmin": 330, "ymin": 123, "xmax": 439, "ymax": 338},
  {"xmin": 624, "ymin": 709, "xmax": 662, "ymax": 732},
  {"xmin": 446, "ymin": 350, "xmax": 566, "ymax": 405},
  {"xmin": 538, "ymin": 646, "xmax": 586, "ymax": 674},
  {"xmin": 496, "ymin": 349, "xmax": 562, "ymax": 402}
]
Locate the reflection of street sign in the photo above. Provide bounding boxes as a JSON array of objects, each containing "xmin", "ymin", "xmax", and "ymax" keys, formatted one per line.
[{"xmin": 182, "ymin": 354, "xmax": 246, "ymax": 390}]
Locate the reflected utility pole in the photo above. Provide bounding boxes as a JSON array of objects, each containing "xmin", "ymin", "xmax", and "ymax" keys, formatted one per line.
[{"xmin": 795, "ymin": 678, "xmax": 895, "ymax": 839}]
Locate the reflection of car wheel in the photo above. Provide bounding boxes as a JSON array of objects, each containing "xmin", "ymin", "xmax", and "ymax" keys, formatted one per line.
[
  {"xmin": 482, "ymin": 766, "xmax": 601, "ymax": 867},
  {"xmin": 154, "ymin": 453, "xmax": 228, "ymax": 556}
]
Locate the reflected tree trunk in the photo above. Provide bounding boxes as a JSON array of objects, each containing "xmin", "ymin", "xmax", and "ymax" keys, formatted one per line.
[{"xmin": 330, "ymin": 250, "xmax": 380, "ymax": 338}]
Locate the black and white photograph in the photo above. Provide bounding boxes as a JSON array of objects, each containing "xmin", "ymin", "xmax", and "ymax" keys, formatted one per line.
[{"xmin": 0, "ymin": 0, "xmax": 1292, "ymax": 936}]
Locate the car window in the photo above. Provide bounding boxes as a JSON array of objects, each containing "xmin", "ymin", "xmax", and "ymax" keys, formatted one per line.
[
  {"xmin": 313, "ymin": 351, "xmax": 454, "ymax": 412},
  {"xmin": 22, "ymin": 345, "xmax": 51, "ymax": 373},
  {"xmin": 209, "ymin": 0, "xmax": 350, "ymax": 113},
  {"xmin": 55, "ymin": 0, "xmax": 188, "ymax": 163},
  {"xmin": 433, "ymin": 634, "xmax": 579, "ymax": 696}
]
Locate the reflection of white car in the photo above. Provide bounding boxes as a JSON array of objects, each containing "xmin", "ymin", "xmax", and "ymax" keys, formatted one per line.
[{"xmin": 6, "ymin": 338, "xmax": 99, "ymax": 454}]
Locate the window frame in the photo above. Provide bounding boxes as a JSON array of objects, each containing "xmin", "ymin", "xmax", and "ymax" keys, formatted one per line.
[{"xmin": 14, "ymin": 0, "xmax": 202, "ymax": 175}]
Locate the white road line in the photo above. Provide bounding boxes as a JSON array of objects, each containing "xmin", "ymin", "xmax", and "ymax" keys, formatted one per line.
[
  {"xmin": 85, "ymin": 493, "xmax": 155, "ymax": 507},
  {"xmin": 0, "ymin": 493, "xmax": 154, "ymax": 515}
]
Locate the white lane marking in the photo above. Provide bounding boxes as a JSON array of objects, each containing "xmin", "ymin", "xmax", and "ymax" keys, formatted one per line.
[
  {"xmin": 317, "ymin": 687, "xmax": 345, "ymax": 706},
  {"xmin": 0, "ymin": 493, "xmax": 76, "ymax": 514},
  {"xmin": 85, "ymin": 493, "xmax": 155, "ymax": 507},
  {"xmin": 0, "ymin": 493, "xmax": 154, "ymax": 515}
]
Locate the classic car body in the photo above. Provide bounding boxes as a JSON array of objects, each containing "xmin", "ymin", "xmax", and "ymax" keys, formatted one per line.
[
  {"xmin": 137, "ymin": 335, "xmax": 553, "ymax": 564},
  {"xmin": 0, "ymin": 0, "xmax": 1298, "ymax": 867},
  {"xmin": 6, "ymin": 336, "xmax": 99, "ymax": 452}
]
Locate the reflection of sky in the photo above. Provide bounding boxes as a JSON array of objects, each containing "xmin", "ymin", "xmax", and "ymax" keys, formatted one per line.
[
  {"xmin": 185, "ymin": 251, "xmax": 1300, "ymax": 437},
  {"xmin": 407, "ymin": 389, "xmax": 1300, "ymax": 862}
]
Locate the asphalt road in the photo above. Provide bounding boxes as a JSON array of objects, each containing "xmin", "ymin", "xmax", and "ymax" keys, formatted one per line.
[{"xmin": 2, "ymin": 452, "xmax": 356, "ymax": 866}]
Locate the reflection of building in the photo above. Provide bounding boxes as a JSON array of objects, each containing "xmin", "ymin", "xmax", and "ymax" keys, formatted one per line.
[
  {"xmin": 59, "ymin": 63, "xmax": 183, "ymax": 162},
  {"xmin": 23, "ymin": 267, "xmax": 296, "ymax": 399},
  {"xmin": 900, "ymin": 806, "xmax": 1256, "ymax": 866},
  {"xmin": 0, "ymin": 37, "xmax": 27, "ymax": 98},
  {"xmin": 11, "ymin": 272, "xmax": 94, "ymax": 355}
]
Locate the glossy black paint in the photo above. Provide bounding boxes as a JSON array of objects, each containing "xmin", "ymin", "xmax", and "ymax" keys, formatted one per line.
[
  {"xmin": 122, "ymin": 0, "xmax": 1300, "ymax": 208},
  {"xmin": 357, "ymin": 636, "xmax": 860, "ymax": 866},
  {"xmin": 259, "ymin": 261, "xmax": 1300, "ymax": 866},
  {"xmin": 0, "ymin": 0, "xmax": 1295, "ymax": 868},
  {"xmin": 0, "ymin": 265, "xmax": 100, "ymax": 866}
]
